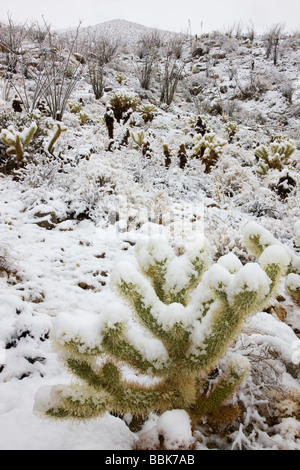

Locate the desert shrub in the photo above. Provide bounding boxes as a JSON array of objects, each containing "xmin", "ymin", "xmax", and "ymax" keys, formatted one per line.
[
  {"xmin": 135, "ymin": 54, "xmax": 157, "ymax": 90},
  {"xmin": 159, "ymin": 57, "xmax": 184, "ymax": 105}
]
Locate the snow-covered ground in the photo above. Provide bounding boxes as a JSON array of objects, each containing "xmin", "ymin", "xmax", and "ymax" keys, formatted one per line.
[{"xmin": 0, "ymin": 20, "xmax": 300, "ymax": 450}]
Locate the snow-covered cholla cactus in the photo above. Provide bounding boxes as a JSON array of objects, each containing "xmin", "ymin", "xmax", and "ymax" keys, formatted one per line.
[
  {"xmin": 192, "ymin": 132, "xmax": 227, "ymax": 173},
  {"xmin": 244, "ymin": 221, "xmax": 300, "ymax": 306},
  {"xmin": 0, "ymin": 122, "xmax": 37, "ymax": 167},
  {"xmin": 255, "ymin": 138, "xmax": 296, "ymax": 175},
  {"xmin": 137, "ymin": 104, "xmax": 158, "ymax": 123},
  {"xmin": 130, "ymin": 130, "xmax": 148, "ymax": 149},
  {"xmin": 286, "ymin": 221, "xmax": 300, "ymax": 306},
  {"xmin": 34, "ymin": 228, "xmax": 290, "ymax": 422},
  {"xmin": 47, "ymin": 122, "xmax": 68, "ymax": 154},
  {"xmin": 109, "ymin": 91, "xmax": 140, "ymax": 123},
  {"xmin": 223, "ymin": 121, "xmax": 239, "ymax": 143}
]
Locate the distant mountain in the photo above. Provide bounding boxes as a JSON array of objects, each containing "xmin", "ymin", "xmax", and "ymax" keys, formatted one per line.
[{"xmin": 78, "ymin": 19, "xmax": 181, "ymax": 46}]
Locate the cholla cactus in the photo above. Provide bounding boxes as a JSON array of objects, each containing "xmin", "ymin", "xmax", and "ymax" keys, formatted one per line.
[
  {"xmin": 0, "ymin": 122, "xmax": 37, "ymax": 167},
  {"xmin": 255, "ymin": 139, "xmax": 296, "ymax": 175},
  {"xmin": 47, "ymin": 123, "xmax": 68, "ymax": 154},
  {"xmin": 109, "ymin": 92, "xmax": 141, "ymax": 123},
  {"xmin": 68, "ymin": 100, "xmax": 83, "ymax": 114},
  {"xmin": 224, "ymin": 121, "xmax": 239, "ymax": 143},
  {"xmin": 286, "ymin": 221, "xmax": 300, "ymax": 305},
  {"xmin": 130, "ymin": 130, "xmax": 148, "ymax": 149},
  {"xmin": 34, "ymin": 229, "xmax": 290, "ymax": 422},
  {"xmin": 192, "ymin": 132, "xmax": 227, "ymax": 173},
  {"xmin": 244, "ymin": 221, "xmax": 300, "ymax": 306},
  {"xmin": 137, "ymin": 104, "xmax": 158, "ymax": 123}
]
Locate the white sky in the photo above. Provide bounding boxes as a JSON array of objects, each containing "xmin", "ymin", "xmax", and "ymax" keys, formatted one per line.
[{"xmin": 0, "ymin": 0, "xmax": 299, "ymax": 35}]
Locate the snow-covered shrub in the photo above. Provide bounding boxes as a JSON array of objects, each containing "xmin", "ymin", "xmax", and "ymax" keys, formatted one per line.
[
  {"xmin": 34, "ymin": 228, "xmax": 290, "ymax": 422},
  {"xmin": 109, "ymin": 91, "xmax": 141, "ymax": 123},
  {"xmin": 192, "ymin": 131, "xmax": 227, "ymax": 173},
  {"xmin": 255, "ymin": 138, "xmax": 296, "ymax": 175},
  {"xmin": 0, "ymin": 122, "xmax": 37, "ymax": 168}
]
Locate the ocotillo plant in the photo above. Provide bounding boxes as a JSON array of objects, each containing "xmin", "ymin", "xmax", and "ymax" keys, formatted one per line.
[
  {"xmin": 34, "ymin": 228, "xmax": 290, "ymax": 421},
  {"xmin": 0, "ymin": 122, "xmax": 37, "ymax": 167}
]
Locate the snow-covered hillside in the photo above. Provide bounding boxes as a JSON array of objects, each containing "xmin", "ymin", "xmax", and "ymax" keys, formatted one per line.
[{"xmin": 0, "ymin": 19, "xmax": 299, "ymax": 450}]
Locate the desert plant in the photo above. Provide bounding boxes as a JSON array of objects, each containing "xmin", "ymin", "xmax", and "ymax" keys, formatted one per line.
[
  {"xmin": 0, "ymin": 122, "xmax": 37, "ymax": 167},
  {"xmin": 192, "ymin": 132, "xmax": 227, "ymax": 173},
  {"xmin": 68, "ymin": 100, "xmax": 83, "ymax": 114},
  {"xmin": 163, "ymin": 144, "xmax": 172, "ymax": 168},
  {"xmin": 135, "ymin": 54, "xmax": 157, "ymax": 90},
  {"xmin": 178, "ymin": 143, "xmax": 188, "ymax": 169},
  {"xmin": 130, "ymin": 130, "xmax": 149, "ymax": 150},
  {"xmin": 255, "ymin": 138, "xmax": 296, "ymax": 175},
  {"xmin": 34, "ymin": 227, "xmax": 290, "ymax": 422},
  {"xmin": 223, "ymin": 121, "xmax": 239, "ymax": 143},
  {"xmin": 159, "ymin": 56, "xmax": 184, "ymax": 105},
  {"xmin": 264, "ymin": 23, "xmax": 285, "ymax": 65},
  {"xmin": 137, "ymin": 104, "xmax": 158, "ymax": 123},
  {"xmin": 109, "ymin": 92, "xmax": 140, "ymax": 123},
  {"xmin": 47, "ymin": 122, "xmax": 68, "ymax": 154},
  {"xmin": 244, "ymin": 221, "xmax": 300, "ymax": 306},
  {"xmin": 88, "ymin": 62, "xmax": 105, "ymax": 100},
  {"xmin": 286, "ymin": 221, "xmax": 300, "ymax": 306}
]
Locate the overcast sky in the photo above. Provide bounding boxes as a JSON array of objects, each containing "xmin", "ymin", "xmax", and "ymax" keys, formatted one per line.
[{"xmin": 0, "ymin": 0, "xmax": 299, "ymax": 35}]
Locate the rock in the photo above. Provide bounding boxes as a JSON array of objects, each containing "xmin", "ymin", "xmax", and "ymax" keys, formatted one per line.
[
  {"xmin": 34, "ymin": 211, "xmax": 58, "ymax": 230},
  {"xmin": 211, "ymin": 52, "xmax": 226, "ymax": 59}
]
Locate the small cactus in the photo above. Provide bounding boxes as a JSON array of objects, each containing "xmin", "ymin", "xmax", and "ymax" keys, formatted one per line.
[
  {"xmin": 192, "ymin": 132, "xmax": 227, "ymax": 173},
  {"xmin": 130, "ymin": 130, "xmax": 148, "ymax": 149},
  {"xmin": 255, "ymin": 138, "xmax": 296, "ymax": 175},
  {"xmin": 223, "ymin": 121, "xmax": 239, "ymax": 142},
  {"xmin": 244, "ymin": 221, "xmax": 300, "ymax": 306},
  {"xmin": 0, "ymin": 122, "xmax": 37, "ymax": 167},
  {"xmin": 47, "ymin": 122, "xmax": 68, "ymax": 154},
  {"xmin": 137, "ymin": 104, "xmax": 158, "ymax": 123}
]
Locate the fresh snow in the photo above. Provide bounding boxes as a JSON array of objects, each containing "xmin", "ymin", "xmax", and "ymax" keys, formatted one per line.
[{"xmin": 0, "ymin": 19, "xmax": 300, "ymax": 451}]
